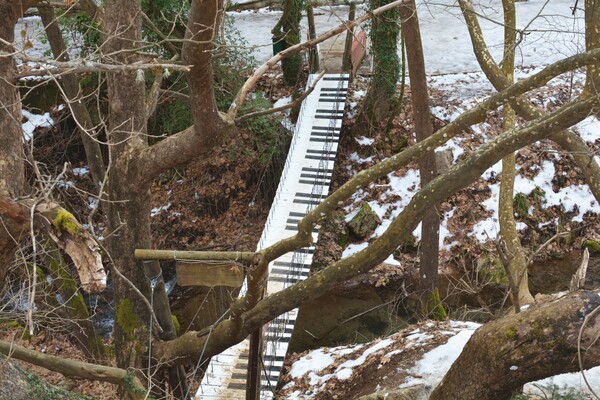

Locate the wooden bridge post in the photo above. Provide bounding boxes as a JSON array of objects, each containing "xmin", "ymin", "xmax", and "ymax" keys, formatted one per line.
[
  {"xmin": 342, "ymin": 2, "xmax": 356, "ymax": 72},
  {"xmin": 307, "ymin": 5, "xmax": 320, "ymax": 73}
]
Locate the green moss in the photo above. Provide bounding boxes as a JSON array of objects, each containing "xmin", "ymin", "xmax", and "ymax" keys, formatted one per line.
[
  {"xmin": 48, "ymin": 258, "xmax": 88, "ymax": 320},
  {"xmin": 35, "ymin": 265, "xmax": 46, "ymax": 284},
  {"xmin": 582, "ymin": 239, "xmax": 600, "ymax": 253},
  {"xmin": 52, "ymin": 209, "xmax": 82, "ymax": 235},
  {"xmin": 171, "ymin": 314, "xmax": 181, "ymax": 335},
  {"xmin": 124, "ymin": 370, "xmax": 148, "ymax": 396},
  {"xmin": 6, "ymin": 320, "xmax": 22, "ymax": 328},
  {"xmin": 506, "ymin": 327, "xmax": 517, "ymax": 340},
  {"xmin": 426, "ymin": 287, "xmax": 447, "ymax": 321},
  {"xmin": 104, "ymin": 344, "xmax": 115, "ymax": 358},
  {"xmin": 116, "ymin": 299, "xmax": 141, "ymax": 341}
]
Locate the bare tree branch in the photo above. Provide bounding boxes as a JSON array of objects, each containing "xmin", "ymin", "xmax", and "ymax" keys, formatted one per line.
[
  {"xmin": 0, "ymin": 339, "xmax": 148, "ymax": 399},
  {"xmin": 11, "ymin": 54, "xmax": 190, "ymax": 78},
  {"xmin": 459, "ymin": 0, "xmax": 600, "ymax": 204}
]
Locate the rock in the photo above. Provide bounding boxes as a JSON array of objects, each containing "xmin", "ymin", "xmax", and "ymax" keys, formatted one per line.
[
  {"xmin": 312, "ymin": 212, "xmax": 349, "ymax": 272},
  {"xmin": 348, "ymin": 203, "xmax": 381, "ymax": 240},
  {"xmin": 435, "ymin": 148, "xmax": 453, "ymax": 174}
]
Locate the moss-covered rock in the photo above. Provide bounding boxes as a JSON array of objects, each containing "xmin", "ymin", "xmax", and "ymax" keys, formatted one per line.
[{"xmin": 348, "ymin": 203, "xmax": 381, "ymax": 240}]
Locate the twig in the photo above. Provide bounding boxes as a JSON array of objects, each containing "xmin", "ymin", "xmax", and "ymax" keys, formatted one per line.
[{"xmin": 526, "ymin": 229, "xmax": 570, "ymax": 265}]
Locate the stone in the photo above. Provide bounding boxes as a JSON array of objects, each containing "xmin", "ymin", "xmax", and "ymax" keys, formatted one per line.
[{"xmin": 348, "ymin": 203, "xmax": 381, "ymax": 240}]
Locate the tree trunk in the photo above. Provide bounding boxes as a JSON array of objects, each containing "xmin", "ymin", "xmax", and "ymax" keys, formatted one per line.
[
  {"xmin": 363, "ymin": 0, "xmax": 400, "ymax": 129},
  {"xmin": 0, "ymin": 1, "xmax": 37, "ymax": 288},
  {"xmin": 102, "ymin": 0, "xmax": 180, "ymax": 396},
  {"xmin": 584, "ymin": 0, "xmax": 600, "ymax": 99},
  {"xmin": 39, "ymin": 7, "xmax": 106, "ymax": 190},
  {"xmin": 429, "ymin": 290, "xmax": 600, "ymax": 400},
  {"xmin": 399, "ymin": 0, "xmax": 440, "ymax": 304},
  {"xmin": 272, "ymin": 0, "xmax": 304, "ymax": 86},
  {"xmin": 498, "ymin": 0, "xmax": 533, "ymax": 306}
]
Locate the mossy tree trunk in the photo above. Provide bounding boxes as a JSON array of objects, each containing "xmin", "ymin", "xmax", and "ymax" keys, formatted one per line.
[
  {"xmin": 429, "ymin": 290, "xmax": 600, "ymax": 400},
  {"xmin": 103, "ymin": 0, "xmax": 229, "ymax": 397},
  {"xmin": 272, "ymin": 0, "xmax": 305, "ymax": 86},
  {"xmin": 363, "ymin": 0, "xmax": 401, "ymax": 131},
  {"xmin": 498, "ymin": 0, "xmax": 534, "ymax": 306}
]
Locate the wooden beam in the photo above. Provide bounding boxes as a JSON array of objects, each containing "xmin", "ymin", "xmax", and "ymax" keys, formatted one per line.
[
  {"xmin": 134, "ymin": 249, "xmax": 255, "ymax": 261},
  {"xmin": 176, "ymin": 262, "xmax": 245, "ymax": 287}
]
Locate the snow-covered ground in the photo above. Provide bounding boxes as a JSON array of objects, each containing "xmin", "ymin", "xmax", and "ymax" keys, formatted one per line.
[{"xmin": 229, "ymin": 0, "xmax": 585, "ymax": 74}]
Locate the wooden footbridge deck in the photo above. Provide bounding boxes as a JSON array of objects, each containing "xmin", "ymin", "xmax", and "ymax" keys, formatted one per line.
[{"xmin": 197, "ymin": 72, "xmax": 349, "ymax": 399}]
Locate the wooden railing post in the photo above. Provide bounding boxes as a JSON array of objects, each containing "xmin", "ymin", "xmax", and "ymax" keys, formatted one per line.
[
  {"xmin": 342, "ymin": 2, "xmax": 357, "ymax": 72},
  {"xmin": 307, "ymin": 4, "xmax": 320, "ymax": 72}
]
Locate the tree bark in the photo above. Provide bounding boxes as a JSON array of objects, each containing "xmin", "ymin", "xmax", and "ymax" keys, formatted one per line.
[
  {"xmin": 584, "ymin": 0, "xmax": 600, "ymax": 98},
  {"xmin": 363, "ymin": 0, "xmax": 400, "ymax": 129},
  {"xmin": 399, "ymin": 0, "xmax": 440, "ymax": 300},
  {"xmin": 0, "ymin": 199, "xmax": 29, "ymax": 290},
  {"xmin": 497, "ymin": 0, "xmax": 533, "ymax": 305},
  {"xmin": 0, "ymin": 0, "xmax": 40, "ymax": 288},
  {"xmin": 101, "ymin": 2, "xmax": 180, "ymax": 397},
  {"xmin": 429, "ymin": 290, "xmax": 600, "ymax": 400}
]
